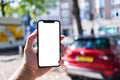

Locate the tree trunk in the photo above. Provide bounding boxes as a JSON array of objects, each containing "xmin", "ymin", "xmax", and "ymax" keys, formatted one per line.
[
  {"xmin": 1, "ymin": 0, "xmax": 5, "ymax": 17},
  {"xmin": 72, "ymin": 0, "xmax": 83, "ymax": 35}
]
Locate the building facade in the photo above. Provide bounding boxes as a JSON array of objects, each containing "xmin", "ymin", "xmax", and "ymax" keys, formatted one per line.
[
  {"xmin": 84, "ymin": 0, "xmax": 120, "ymax": 20},
  {"xmin": 59, "ymin": 0, "xmax": 74, "ymax": 37},
  {"xmin": 34, "ymin": 0, "xmax": 74, "ymax": 37},
  {"xmin": 78, "ymin": 0, "xmax": 120, "ymax": 35},
  {"xmin": 34, "ymin": 0, "xmax": 120, "ymax": 36}
]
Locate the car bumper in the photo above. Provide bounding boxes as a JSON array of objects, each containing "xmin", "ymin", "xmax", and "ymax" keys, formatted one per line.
[{"xmin": 65, "ymin": 65, "xmax": 104, "ymax": 79}]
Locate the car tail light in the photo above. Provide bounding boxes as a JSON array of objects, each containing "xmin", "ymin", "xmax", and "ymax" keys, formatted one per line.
[
  {"xmin": 66, "ymin": 50, "xmax": 72, "ymax": 55},
  {"xmin": 100, "ymin": 55, "xmax": 109, "ymax": 60},
  {"xmin": 64, "ymin": 47, "xmax": 73, "ymax": 55},
  {"xmin": 99, "ymin": 54, "xmax": 113, "ymax": 61}
]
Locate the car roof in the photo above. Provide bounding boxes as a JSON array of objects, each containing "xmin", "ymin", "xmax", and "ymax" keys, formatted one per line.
[{"xmin": 74, "ymin": 35, "xmax": 109, "ymax": 40}]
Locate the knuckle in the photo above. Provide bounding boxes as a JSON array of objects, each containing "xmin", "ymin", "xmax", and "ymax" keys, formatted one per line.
[
  {"xmin": 26, "ymin": 35, "xmax": 33, "ymax": 42},
  {"xmin": 27, "ymin": 35, "xmax": 32, "ymax": 40}
]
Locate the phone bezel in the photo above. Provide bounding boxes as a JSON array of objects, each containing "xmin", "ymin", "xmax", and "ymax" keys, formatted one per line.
[{"xmin": 37, "ymin": 20, "xmax": 61, "ymax": 68}]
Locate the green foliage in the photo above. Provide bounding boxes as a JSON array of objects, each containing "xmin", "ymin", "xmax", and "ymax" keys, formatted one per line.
[{"xmin": 0, "ymin": 0, "xmax": 56, "ymax": 18}]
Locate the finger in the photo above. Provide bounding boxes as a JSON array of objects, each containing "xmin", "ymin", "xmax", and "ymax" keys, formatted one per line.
[
  {"xmin": 60, "ymin": 53, "xmax": 64, "ymax": 57},
  {"xmin": 25, "ymin": 30, "xmax": 37, "ymax": 51},
  {"xmin": 33, "ymin": 47, "xmax": 37, "ymax": 54},
  {"xmin": 61, "ymin": 44, "xmax": 65, "ymax": 50},
  {"xmin": 61, "ymin": 35, "xmax": 65, "ymax": 40},
  {"xmin": 59, "ymin": 60, "xmax": 64, "ymax": 65}
]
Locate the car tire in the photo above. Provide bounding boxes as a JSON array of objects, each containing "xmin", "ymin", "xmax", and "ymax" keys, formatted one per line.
[
  {"xmin": 103, "ymin": 72, "xmax": 120, "ymax": 80},
  {"xmin": 68, "ymin": 74, "xmax": 101, "ymax": 80},
  {"xmin": 68, "ymin": 75, "xmax": 81, "ymax": 80},
  {"xmin": 103, "ymin": 77, "xmax": 113, "ymax": 80},
  {"xmin": 112, "ymin": 72, "xmax": 120, "ymax": 80}
]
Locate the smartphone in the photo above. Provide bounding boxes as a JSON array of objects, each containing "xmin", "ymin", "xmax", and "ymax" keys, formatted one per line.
[{"xmin": 37, "ymin": 20, "xmax": 60, "ymax": 67}]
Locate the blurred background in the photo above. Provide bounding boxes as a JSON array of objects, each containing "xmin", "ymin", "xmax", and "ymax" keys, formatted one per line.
[{"xmin": 1, "ymin": 0, "xmax": 120, "ymax": 80}]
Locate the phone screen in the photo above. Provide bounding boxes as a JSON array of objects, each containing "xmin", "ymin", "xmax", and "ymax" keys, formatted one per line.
[{"xmin": 37, "ymin": 20, "xmax": 60, "ymax": 67}]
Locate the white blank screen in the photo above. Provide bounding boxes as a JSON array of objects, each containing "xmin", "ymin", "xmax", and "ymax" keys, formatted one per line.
[{"xmin": 38, "ymin": 21, "xmax": 60, "ymax": 67}]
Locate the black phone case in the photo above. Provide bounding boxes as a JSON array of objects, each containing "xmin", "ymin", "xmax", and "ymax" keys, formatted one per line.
[{"xmin": 37, "ymin": 20, "xmax": 61, "ymax": 68}]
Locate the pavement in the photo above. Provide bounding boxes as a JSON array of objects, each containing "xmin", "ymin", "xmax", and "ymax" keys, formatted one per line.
[
  {"xmin": 0, "ymin": 49, "xmax": 71, "ymax": 80},
  {"xmin": 0, "ymin": 48, "xmax": 103, "ymax": 80}
]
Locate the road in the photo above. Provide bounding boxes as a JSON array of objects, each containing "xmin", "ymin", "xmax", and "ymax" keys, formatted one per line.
[
  {"xmin": 0, "ymin": 48, "xmax": 104, "ymax": 80},
  {"xmin": 0, "ymin": 48, "xmax": 71, "ymax": 80}
]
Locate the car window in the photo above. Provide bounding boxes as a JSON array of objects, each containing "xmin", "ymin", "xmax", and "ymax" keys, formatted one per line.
[
  {"xmin": 71, "ymin": 38, "xmax": 110, "ymax": 49},
  {"xmin": 95, "ymin": 38, "xmax": 110, "ymax": 49},
  {"xmin": 108, "ymin": 35, "xmax": 120, "ymax": 47},
  {"xmin": 114, "ymin": 37, "xmax": 120, "ymax": 46}
]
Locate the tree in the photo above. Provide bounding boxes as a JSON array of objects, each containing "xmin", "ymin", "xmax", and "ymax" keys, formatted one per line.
[
  {"xmin": 72, "ymin": 0, "xmax": 83, "ymax": 35},
  {"xmin": 1, "ymin": 0, "xmax": 5, "ymax": 16},
  {"xmin": 0, "ymin": 0, "xmax": 56, "ymax": 18}
]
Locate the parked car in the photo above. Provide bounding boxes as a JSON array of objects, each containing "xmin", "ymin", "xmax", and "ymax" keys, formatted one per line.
[{"xmin": 62, "ymin": 35, "xmax": 120, "ymax": 80}]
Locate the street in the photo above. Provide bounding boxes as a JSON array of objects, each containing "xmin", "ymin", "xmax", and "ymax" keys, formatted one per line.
[
  {"xmin": 0, "ymin": 48, "xmax": 104, "ymax": 80},
  {"xmin": 0, "ymin": 48, "xmax": 71, "ymax": 80}
]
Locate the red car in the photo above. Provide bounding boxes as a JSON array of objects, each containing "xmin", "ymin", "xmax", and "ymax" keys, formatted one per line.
[{"xmin": 63, "ymin": 35, "xmax": 120, "ymax": 80}]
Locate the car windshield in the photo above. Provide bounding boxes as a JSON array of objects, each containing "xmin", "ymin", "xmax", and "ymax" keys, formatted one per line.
[{"xmin": 71, "ymin": 38, "xmax": 110, "ymax": 49}]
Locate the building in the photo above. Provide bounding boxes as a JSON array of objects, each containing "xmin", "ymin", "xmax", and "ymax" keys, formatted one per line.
[
  {"xmin": 59, "ymin": 0, "xmax": 120, "ymax": 36},
  {"xmin": 31, "ymin": 0, "xmax": 74, "ymax": 37},
  {"xmin": 83, "ymin": 0, "xmax": 120, "ymax": 20},
  {"xmin": 59, "ymin": 0, "xmax": 74, "ymax": 37},
  {"xmin": 78, "ymin": 0, "xmax": 120, "ymax": 35}
]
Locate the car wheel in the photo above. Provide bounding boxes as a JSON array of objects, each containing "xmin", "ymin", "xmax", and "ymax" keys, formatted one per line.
[
  {"xmin": 103, "ymin": 72, "xmax": 120, "ymax": 80},
  {"xmin": 112, "ymin": 72, "xmax": 120, "ymax": 80},
  {"xmin": 69, "ymin": 75, "xmax": 81, "ymax": 80},
  {"xmin": 103, "ymin": 76, "xmax": 113, "ymax": 80},
  {"xmin": 68, "ymin": 74, "xmax": 101, "ymax": 80}
]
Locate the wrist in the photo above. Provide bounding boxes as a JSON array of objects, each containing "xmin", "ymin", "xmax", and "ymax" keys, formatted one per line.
[
  {"xmin": 9, "ymin": 63, "xmax": 35, "ymax": 80},
  {"xmin": 22, "ymin": 61, "xmax": 40, "ymax": 80},
  {"xmin": 21, "ymin": 62, "xmax": 37, "ymax": 80}
]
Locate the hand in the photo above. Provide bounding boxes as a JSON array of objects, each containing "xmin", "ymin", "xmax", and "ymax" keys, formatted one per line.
[
  {"xmin": 9, "ymin": 30, "xmax": 65, "ymax": 80},
  {"xmin": 24, "ymin": 30, "xmax": 65, "ymax": 78}
]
